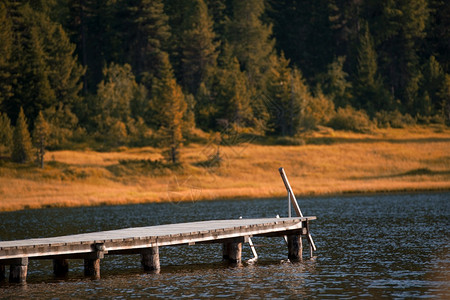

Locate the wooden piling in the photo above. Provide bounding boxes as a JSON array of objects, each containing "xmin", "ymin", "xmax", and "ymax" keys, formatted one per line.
[
  {"xmin": 222, "ymin": 243, "xmax": 230, "ymax": 260},
  {"xmin": 223, "ymin": 238, "xmax": 243, "ymax": 264},
  {"xmin": 84, "ymin": 258, "xmax": 101, "ymax": 279},
  {"xmin": 287, "ymin": 234, "xmax": 303, "ymax": 262},
  {"xmin": 84, "ymin": 245, "xmax": 104, "ymax": 279},
  {"xmin": 9, "ymin": 257, "xmax": 28, "ymax": 283},
  {"xmin": 53, "ymin": 259, "xmax": 69, "ymax": 277},
  {"xmin": 141, "ymin": 247, "xmax": 160, "ymax": 272},
  {"xmin": 0, "ymin": 264, "xmax": 5, "ymax": 281}
]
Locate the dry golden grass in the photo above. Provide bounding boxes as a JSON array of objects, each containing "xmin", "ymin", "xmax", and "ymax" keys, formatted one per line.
[{"xmin": 1, "ymin": 125, "xmax": 449, "ymax": 211}]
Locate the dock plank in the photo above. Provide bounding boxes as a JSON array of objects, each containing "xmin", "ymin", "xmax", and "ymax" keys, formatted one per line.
[{"xmin": 0, "ymin": 217, "xmax": 315, "ymax": 260}]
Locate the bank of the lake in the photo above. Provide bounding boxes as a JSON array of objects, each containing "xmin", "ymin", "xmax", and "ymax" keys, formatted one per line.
[{"xmin": 1, "ymin": 126, "xmax": 449, "ymax": 212}]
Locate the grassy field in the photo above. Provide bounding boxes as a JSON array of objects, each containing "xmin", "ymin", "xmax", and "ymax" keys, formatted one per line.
[{"xmin": 1, "ymin": 125, "xmax": 449, "ymax": 212}]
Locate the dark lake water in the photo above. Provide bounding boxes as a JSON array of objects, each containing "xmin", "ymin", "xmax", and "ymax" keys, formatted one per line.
[{"xmin": 1, "ymin": 193, "xmax": 449, "ymax": 298}]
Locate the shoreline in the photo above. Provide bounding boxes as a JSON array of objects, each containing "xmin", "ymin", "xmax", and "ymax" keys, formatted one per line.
[
  {"xmin": 1, "ymin": 126, "xmax": 449, "ymax": 212},
  {"xmin": 1, "ymin": 182, "xmax": 449, "ymax": 213}
]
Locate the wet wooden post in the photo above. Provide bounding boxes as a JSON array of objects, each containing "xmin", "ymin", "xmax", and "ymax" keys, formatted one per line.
[
  {"xmin": 9, "ymin": 257, "xmax": 28, "ymax": 283},
  {"xmin": 84, "ymin": 243, "xmax": 105, "ymax": 279},
  {"xmin": 53, "ymin": 258, "xmax": 69, "ymax": 277},
  {"xmin": 223, "ymin": 238, "xmax": 243, "ymax": 264},
  {"xmin": 84, "ymin": 258, "xmax": 100, "ymax": 279},
  {"xmin": 0, "ymin": 264, "xmax": 5, "ymax": 281},
  {"xmin": 222, "ymin": 243, "xmax": 231, "ymax": 260},
  {"xmin": 0, "ymin": 265, "xmax": 6, "ymax": 281},
  {"xmin": 287, "ymin": 234, "xmax": 303, "ymax": 262},
  {"xmin": 141, "ymin": 247, "xmax": 160, "ymax": 272}
]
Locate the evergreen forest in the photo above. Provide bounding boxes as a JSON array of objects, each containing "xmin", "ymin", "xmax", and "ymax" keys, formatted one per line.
[{"xmin": 0, "ymin": 0, "xmax": 449, "ymax": 164}]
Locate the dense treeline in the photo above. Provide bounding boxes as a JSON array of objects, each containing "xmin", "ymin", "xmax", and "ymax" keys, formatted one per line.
[{"xmin": 0, "ymin": 0, "xmax": 449, "ymax": 164}]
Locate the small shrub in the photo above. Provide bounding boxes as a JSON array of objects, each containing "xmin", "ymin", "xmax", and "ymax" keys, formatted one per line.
[
  {"xmin": 375, "ymin": 110, "xmax": 415, "ymax": 128},
  {"xmin": 327, "ymin": 106, "xmax": 372, "ymax": 133},
  {"xmin": 273, "ymin": 136, "xmax": 306, "ymax": 146},
  {"xmin": 195, "ymin": 148, "xmax": 222, "ymax": 168},
  {"xmin": 302, "ymin": 92, "xmax": 335, "ymax": 130}
]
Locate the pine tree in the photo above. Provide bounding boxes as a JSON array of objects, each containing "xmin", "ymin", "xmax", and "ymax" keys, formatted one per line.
[
  {"xmin": 212, "ymin": 53, "xmax": 253, "ymax": 130},
  {"xmin": 267, "ymin": 0, "xmax": 334, "ymax": 80},
  {"xmin": 151, "ymin": 53, "xmax": 187, "ymax": 164},
  {"xmin": 67, "ymin": 0, "xmax": 117, "ymax": 92},
  {"xmin": 419, "ymin": 56, "xmax": 446, "ymax": 116},
  {"xmin": 438, "ymin": 74, "xmax": 450, "ymax": 123},
  {"xmin": 321, "ymin": 56, "xmax": 352, "ymax": 108},
  {"xmin": 366, "ymin": 0, "xmax": 428, "ymax": 113},
  {"xmin": 3, "ymin": 3, "xmax": 83, "ymax": 125},
  {"xmin": 180, "ymin": 0, "xmax": 218, "ymax": 95},
  {"xmin": 205, "ymin": 0, "xmax": 229, "ymax": 39},
  {"xmin": 0, "ymin": 2, "xmax": 14, "ymax": 109},
  {"xmin": 225, "ymin": 0, "xmax": 274, "ymax": 86},
  {"xmin": 32, "ymin": 111, "xmax": 50, "ymax": 168},
  {"xmin": 43, "ymin": 103, "xmax": 79, "ymax": 148},
  {"xmin": 425, "ymin": 0, "xmax": 450, "ymax": 73},
  {"xmin": 0, "ymin": 112, "xmax": 13, "ymax": 156},
  {"xmin": 265, "ymin": 54, "xmax": 309, "ymax": 136},
  {"xmin": 12, "ymin": 108, "xmax": 33, "ymax": 163},
  {"xmin": 45, "ymin": 23, "xmax": 84, "ymax": 115},
  {"xmin": 126, "ymin": 0, "xmax": 171, "ymax": 85},
  {"xmin": 93, "ymin": 63, "xmax": 144, "ymax": 144},
  {"xmin": 353, "ymin": 23, "xmax": 390, "ymax": 115},
  {"xmin": 13, "ymin": 5, "xmax": 55, "ymax": 121},
  {"xmin": 96, "ymin": 63, "xmax": 137, "ymax": 122}
]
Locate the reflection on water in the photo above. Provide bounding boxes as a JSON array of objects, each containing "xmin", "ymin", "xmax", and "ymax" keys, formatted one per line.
[{"xmin": 0, "ymin": 193, "xmax": 449, "ymax": 298}]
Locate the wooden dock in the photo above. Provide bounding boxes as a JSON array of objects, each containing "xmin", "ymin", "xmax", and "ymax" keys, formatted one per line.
[
  {"xmin": 0, "ymin": 216, "xmax": 316, "ymax": 283},
  {"xmin": 1, "ymin": 167, "xmax": 316, "ymax": 283}
]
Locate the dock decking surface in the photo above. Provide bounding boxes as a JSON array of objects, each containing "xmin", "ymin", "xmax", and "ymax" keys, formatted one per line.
[{"xmin": 0, "ymin": 217, "xmax": 315, "ymax": 260}]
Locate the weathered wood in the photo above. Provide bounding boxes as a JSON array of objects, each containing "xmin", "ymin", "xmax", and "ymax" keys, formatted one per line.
[
  {"xmin": 53, "ymin": 258, "xmax": 69, "ymax": 277},
  {"xmin": 0, "ymin": 217, "xmax": 316, "ymax": 282},
  {"xmin": 84, "ymin": 249, "xmax": 104, "ymax": 279},
  {"xmin": 0, "ymin": 264, "xmax": 5, "ymax": 281},
  {"xmin": 141, "ymin": 247, "xmax": 160, "ymax": 272},
  {"xmin": 9, "ymin": 257, "xmax": 28, "ymax": 283},
  {"xmin": 84, "ymin": 258, "xmax": 100, "ymax": 279},
  {"xmin": 222, "ymin": 243, "xmax": 230, "ymax": 260},
  {"xmin": 0, "ymin": 217, "xmax": 315, "ymax": 261},
  {"xmin": 287, "ymin": 235, "xmax": 303, "ymax": 262},
  {"xmin": 223, "ymin": 238, "xmax": 243, "ymax": 264}
]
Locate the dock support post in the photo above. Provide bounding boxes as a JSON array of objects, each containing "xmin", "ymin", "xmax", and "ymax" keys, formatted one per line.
[
  {"xmin": 0, "ymin": 265, "xmax": 6, "ymax": 281},
  {"xmin": 84, "ymin": 258, "xmax": 101, "ymax": 279},
  {"xmin": 0, "ymin": 264, "xmax": 5, "ymax": 281},
  {"xmin": 141, "ymin": 247, "xmax": 160, "ymax": 272},
  {"xmin": 222, "ymin": 243, "xmax": 230, "ymax": 260},
  {"xmin": 84, "ymin": 244, "xmax": 105, "ymax": 279},
  {"xmin": 53, "ymin": 259, "xmax": 69, "ymax": 277},
  {"xmin": 223, "ymin": 238, "xmax": 243, "ymax": 264},
  {"xmin": 9, "ymin": 257, "xmax": 28, "ymax": 283},
  {"xmin": 287, "ymin": 234, "xmax": 303, "ymax": 262}
]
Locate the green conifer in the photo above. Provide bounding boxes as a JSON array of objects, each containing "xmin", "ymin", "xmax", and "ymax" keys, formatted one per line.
[
  {"xmin": 12, "ymin": 108, "xmax": 33, "ymax": 163},
  {"xmin": 265, "ymin": 54, "xmax": 310, "ymax": 136},
  {"xmin": 0, "ymin": 112, "xmax": 13, "ymax": 156},
  {"xmin": 181, "ymin": 0, "xmax": 218, "ymax": 94},
  {"xmin": 225, "ymin": 0, "xmax": 274, "ymax": 86},
  {"xmin": 0, "ymin": 2, "xmax": 14, "ymax": 109},
  {"xmin": 151, "ymin": 53, "xmax": 187, "ymax": 164},
  {"xmin": 353, "ymin": 23, "xmax": 390, "ymax": 115},
  {"xmin": 32, "ymin": 111, "xmax": 50, "ymax": 168}
]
